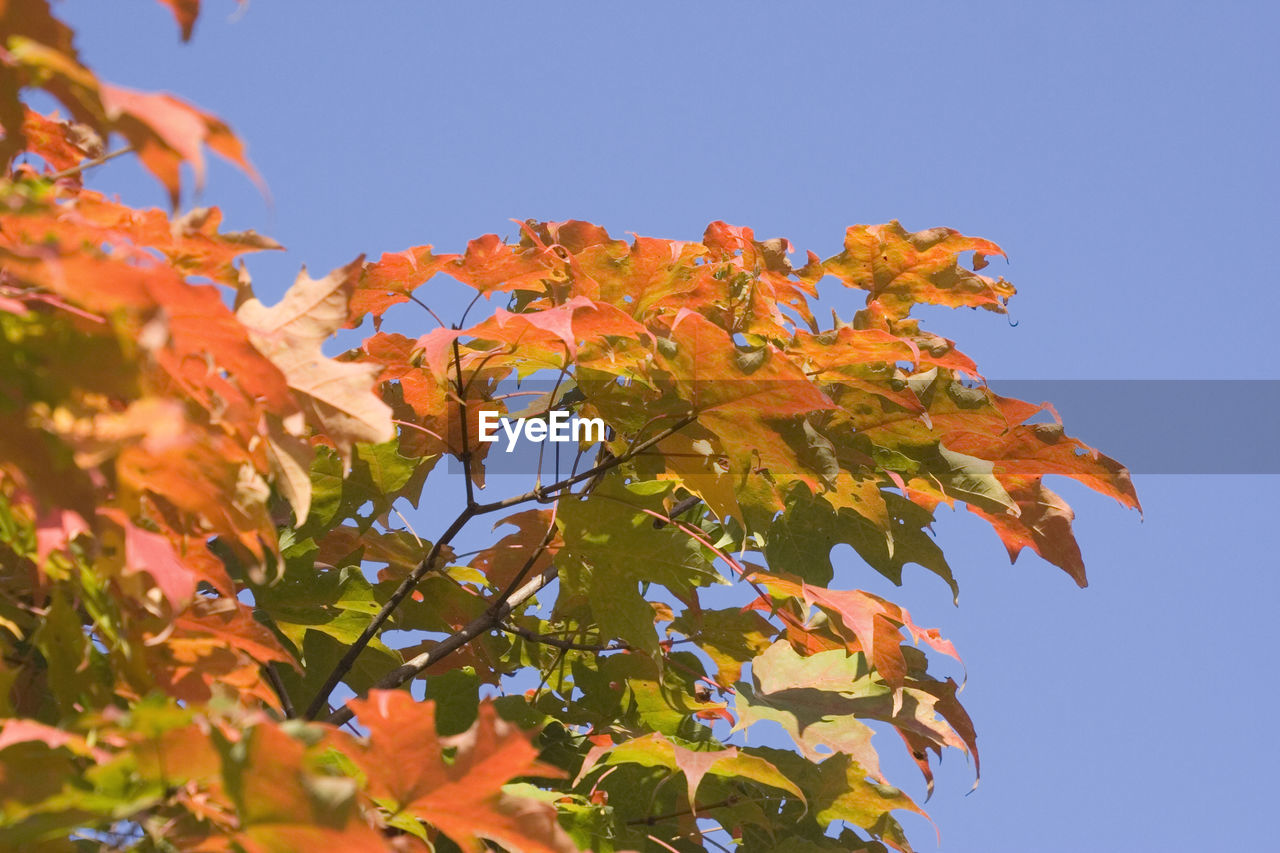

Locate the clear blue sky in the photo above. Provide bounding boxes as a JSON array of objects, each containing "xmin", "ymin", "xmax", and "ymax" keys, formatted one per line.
[{"xmin": 62, "ymin": 2, "xmax": 1278, "ymax": 849}]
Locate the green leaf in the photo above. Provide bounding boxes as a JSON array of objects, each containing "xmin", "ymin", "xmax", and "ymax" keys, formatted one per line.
[
  {"xmin": 734, "ymin": 641, "xmax": 976, "ymax": 790},
  {"xmin": 556, "ymin": 477, "xmax": 722, "ymax": 656},
  {"xmin": 423, "ymin": 667, "xmax": 480, "ymax": 736},
  {"xmin": 765, "ymin": 486, "xmax": 955, "ymax": 598},
  {"xmin": 582, "ymin": 732, "xmax": 804, "ymax": 809},
  {"xmin": 927, "ymin": 444, "xmax": 1016, "ymax": 515},
  {"xmin": 811, "ymin": 754, "xmax": 927, "ymax": 852},
  {"xmin": 669, "ymin": 606, "xmax": 778, "ymax": 687}
]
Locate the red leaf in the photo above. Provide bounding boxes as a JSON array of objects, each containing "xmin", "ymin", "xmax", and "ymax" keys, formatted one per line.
[
  {"xmin": 33, "ymin": 507, "xmax": 89, "ymax": 570},
  {"xmin": 123, "ymin": 521, "xmax": 198, "ymax": 609}
]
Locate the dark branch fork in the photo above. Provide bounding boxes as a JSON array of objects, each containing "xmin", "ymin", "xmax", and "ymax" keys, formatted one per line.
[{"xmin": 305, "ymin": 331, "xmax": 698, "ymax": 721}]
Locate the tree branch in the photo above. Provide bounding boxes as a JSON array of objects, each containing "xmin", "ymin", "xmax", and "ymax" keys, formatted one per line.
[
  {"xmin": 327, "ymin": 564, "xmax": 558, "ymax": 726},
  {"xmin": 316, "ymin": 414, "xmax": 698, "ymax": 724},
  {"xmin": 653, "ymin": 493, "xmax": 702, "ymax": 528},
  {"xmin": 303, "ymin": 504, "xmax": 477, "ymax": 719},
  {"xmin": 263, "ymin": 662, "xmax": 296, "ymax": 719}
]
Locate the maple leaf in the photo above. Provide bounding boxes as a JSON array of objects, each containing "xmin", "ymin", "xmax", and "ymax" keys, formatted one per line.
[
  {"xmin": 0, "ymin": 718, "xmax": 107, "ymax": 761},
  {"xmin": 577, "ymin": 732, "xmax": 804, "ymax": 814},
  {"xmin": 33, "ymin": 507, "xmax": 90, "ymax": 571},
  {"xmin": 755, "ymin": 573, "xmax": 960, "ymax": 691},
  {"xmin": 120, "ymin": 519, "xmax": 199, "ymax": 610},
  {"xmin": 570, "ymin": 232, "xmax": 710, "ymax": 317},
  {"xmin": 224, "ymin": 722, "xmax": 386, "ymax": 853},
  {"xmin": 152, "ymin": 0, "xmax": 240, "ymax": 42},
  {"xmin": 470, "ymin": 509, "xmax": 561, "ymax": 590},
  {"xmin": 344, "ymin": 691, "xmax": 581, "ymax": 853},
  {"xmin": 464, "ymin": 295, "xmax": 652, "ymax": 374},
  {"xmin": 734, "ymin": 641, "xmax": 978, "ymax": 790},
  {"xmin": 18, "ymin": 108, "xmax": 99, "ymax": 171},
  {"xmin": 444, "ymin": 232, "xmax": 563, "ymax": 294},
  {"xmin": 824, "ymin": 222, "xmax": 1014, "ymax": 321},
  {"xmin": 810, "ymin": 754, "xmax": 929, "ymax": 853},
  {"xmin": 237, "ymin": 259, "xmax": 395, "ymax": 490},
  {"xmin": 669, "ymin": 606, "xmax": 778, "ymax": 687},
  {"xmin": 555, "ymin": 478, "xmax": 722, "ymax": 657},
  {"xmin": 349, "ymin": 245, "xmax": 455, "ymax": 327},
  {"xmin": 152, "ymin": 597, "xmax": 296, "ymax": 706},
  {"xmin": 968, "ymin": 475, "xmax": 1090, "ymax": 585},
  {"xmin": 100, "ymin": 84, "xmax": 263, "ymax": 208}
]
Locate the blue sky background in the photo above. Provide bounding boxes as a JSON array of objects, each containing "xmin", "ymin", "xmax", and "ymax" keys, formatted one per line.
[{"xmin": 57, "ymin": 2, "xmax": 1279, "ymax": 849}]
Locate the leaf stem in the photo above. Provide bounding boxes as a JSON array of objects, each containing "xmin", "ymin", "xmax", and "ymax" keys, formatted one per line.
[{"xmin": 407, "ymin": 293, "xmax": 447, "ymax": 329}]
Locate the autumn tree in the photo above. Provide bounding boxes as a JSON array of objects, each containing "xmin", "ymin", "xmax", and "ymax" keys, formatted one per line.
[{"xmin": 0, "ymin": 3, "xmax": 1138, "ymax": 851}]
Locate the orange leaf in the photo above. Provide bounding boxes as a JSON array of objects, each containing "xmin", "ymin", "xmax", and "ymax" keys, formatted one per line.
[
  {"xmin": 19, "ymin": 107, "xmax": 99, "ymax": 171},
  {"xmin": 154, "ymin": 0, "xmax": 201, "ymax": 42},
  {"xmin": 470, "ymin": 510, "xmax": 560, "ymax": 591},
  {"xmin": 444, "ymin": 233, "xmax": 561, "ymax": 294},
  {"xmin": 231, "ymin": 723, "xmax": 385, "ymax": 853},
  {"xmin": 824, "ymin": 221, "xmax": 1014, "ymax": 321},
  {"xmin": 349, "ymin": 246, "xmax": 454, "ymax": 327},
  {"xmin": 99, "ymin": 84, "xmax": 262, "ymax": 207},
  {"xmin": 969, "ymin": 476, "xmax": 1090, "ymax": 586},
  {"xmin": 345, "ymin": 692, "xmax": 579, "ymax": 853}
]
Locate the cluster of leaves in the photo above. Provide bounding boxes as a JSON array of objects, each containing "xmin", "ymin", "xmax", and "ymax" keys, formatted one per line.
[{"xmin": 0, "ymin": 2, "xmax": 1138, "ymax": 851}]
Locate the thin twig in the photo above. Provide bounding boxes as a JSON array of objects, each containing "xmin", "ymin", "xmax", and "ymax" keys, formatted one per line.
[
  {"xmin": 529, "ymin": 644, "xmax": 567, "ymax": 702},
  {"xmin": 390, "ymin": 506, "xmax": 423, "ymax": 547},
  {"xmin": 392, "ymin": 418, "xmax": 450, "ymax": 448},
  {"xmin": 646, "ymin": 835, "xmax": 682, "ymax": 853},
  {"xmin": 456, "ymin": 290, "xmax": 485, "ymax": 330},
  {"xmin": 407, "ymin": 294, "xmax": 447, "ymax": 329},
  {"xmin": 533, "ymin": 343, "xmax": 574, "ymax": 493},
  {"xmin": 500, "ymin": 623, "xmax": 628, "ymax": 653},
  {"xmin": 48, "ymin": 145, "xmax": 134, "ymax": 181},
  {"xmin": 653, "ymin": 493, "xmax": 702, "ymax": 528},
  {"xmin": 626, "ymin": 796, "xmax": 739, "ymax": 826},
  {"xmin": 263, "ymin": 663, "xmax": 296, "ymax": 719}
]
